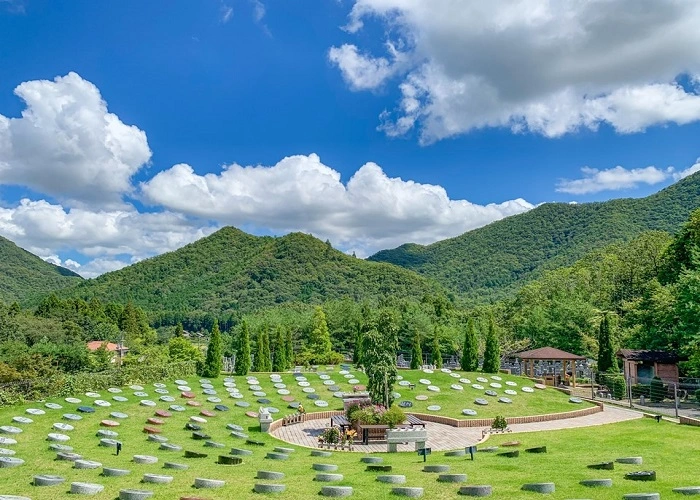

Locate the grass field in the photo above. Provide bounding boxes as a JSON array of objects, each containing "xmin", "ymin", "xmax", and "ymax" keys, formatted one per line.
[{"xmin": 0, "ymin": 369, "xmax": 697, "ymax": 499}]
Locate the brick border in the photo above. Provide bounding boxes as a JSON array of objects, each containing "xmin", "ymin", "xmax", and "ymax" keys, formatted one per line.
[
  {"xmin": 269, "ymin": 403, "xmax": 603, "ymax": 431},
  {"xmin": 680, "ymin": 416, "xmax": 700, "ymax": 427}
]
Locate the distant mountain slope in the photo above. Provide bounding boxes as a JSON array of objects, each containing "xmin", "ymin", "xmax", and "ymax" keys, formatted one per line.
[
  {"xmin": 0, "ymin": 235, "xmax": 82, "ymax": 304},
  {"xmin": 65, "ymin": 227, "xmax": 444, "ymax": 315},
  {"xmin": 369, "ymin": 172, "xmax": 700, "ymax": 303}
]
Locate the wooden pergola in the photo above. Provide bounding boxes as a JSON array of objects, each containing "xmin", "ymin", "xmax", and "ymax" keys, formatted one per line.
[{"xmin": 515, "ymin": 347, "xmax": 586, "ymax": 388}]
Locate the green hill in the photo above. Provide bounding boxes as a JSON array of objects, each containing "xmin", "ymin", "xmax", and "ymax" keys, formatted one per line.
[
  {"xmin": 0, "ymin": 235, "xmax": 82, "ymax": 304},
  {"xmin": 369, "ymin": 172, "xmax": 700, "ymax": 303},
  {"xmin": 65, "ymin": 227, "xmax": 444, "ymax": 315}
]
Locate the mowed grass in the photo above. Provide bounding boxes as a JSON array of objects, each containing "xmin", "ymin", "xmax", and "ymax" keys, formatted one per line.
[{"xmin": 0, "ymin": 370, "xmax": 696, "ymax": 499}]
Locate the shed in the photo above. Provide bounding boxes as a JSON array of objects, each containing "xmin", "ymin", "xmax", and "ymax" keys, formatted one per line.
[
  {"xmin": 616, "ymin": 349, "xmax": 686, "ymax": 384},
  {"xmin": 515, "ymin": 347, "xmax": 586, "ymax": 387}
]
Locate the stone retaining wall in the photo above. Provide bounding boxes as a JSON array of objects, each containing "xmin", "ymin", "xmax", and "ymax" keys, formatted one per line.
[{"xmin": 269, "ymin": 403, "xmax": 603, "ymax": 431}]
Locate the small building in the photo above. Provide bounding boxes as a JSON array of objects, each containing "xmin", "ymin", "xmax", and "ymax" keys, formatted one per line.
[
  {"xmin": 515, "ymin": 346, "xmax": 587, "ymax": 387},
  {"xmin": 616, "ymin": 349, "xmax": 686, "ymax": 384},
  {"xmin": 86, "ymin": 340, "xmax": 129, "ymax": 363}
]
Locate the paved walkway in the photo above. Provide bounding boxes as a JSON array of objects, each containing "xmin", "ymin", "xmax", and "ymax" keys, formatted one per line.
[{"xmin": 270, "ymin": 404, "xmax": 642, "ymax": 453}]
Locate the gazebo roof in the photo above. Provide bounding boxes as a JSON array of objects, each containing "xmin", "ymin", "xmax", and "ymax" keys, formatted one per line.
[{"xmin": 514, "ymin": 346, "xmax": 586, "ymax": 360}]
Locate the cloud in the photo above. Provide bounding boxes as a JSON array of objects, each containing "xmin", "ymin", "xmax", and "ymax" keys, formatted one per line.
[
  {"xmin": 220, "ymin": 3, "xmax": 233, "ymax": 23},
  {"xmin": 251, "ymin": 0, "xmax": 265, "ymax": 22},
  {"xmin": 557, "ymin": 165, "xmax": 678, "ymax": 194},
  {"xmin": 0, "ymin": 198, "xmax": 215, "ymax": 277},
  {"xmin": 0, "ymin": 72, "xmax": 151, "ymax": 207},
  {"xmin": 331, "ymin": 1, "xmax": 700, "ymax": 142},
  {"xmin": 328, "ymin": 43, "xmax": 406, "ymax": 91},
  {"xmin": 673, "ymin": 159, "xmax": 700, "ymax": 180},
  {"xmin": 141, "ymin": 153, "xmax": 534, "ymax": 256}
]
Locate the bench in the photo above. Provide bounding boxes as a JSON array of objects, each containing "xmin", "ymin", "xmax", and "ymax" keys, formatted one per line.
[
  {"xmin": 482, "ymin": 426, "xmax": 512, "ymax": 438},
  {"xmin": 330, "ymin": 415, "xmax": 351, "ymax": 433},
  {"xmin": 406, "ymin": 414, "xmax": 425, "ymax": 429}
]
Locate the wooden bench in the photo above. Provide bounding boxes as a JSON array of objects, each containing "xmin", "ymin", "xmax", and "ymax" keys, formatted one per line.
[
  {"xmin": 331, "ymin": 415, "xmax": 351, "ymax": 433},
  {"xmin": 406, "ymin": 414, "xmax": 426, "ymax": 428}
]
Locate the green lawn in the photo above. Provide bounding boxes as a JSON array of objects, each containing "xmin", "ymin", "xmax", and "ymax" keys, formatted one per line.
[{"xmin": 0, "ymin": 370, "xmax": 696, "ymax": 499}]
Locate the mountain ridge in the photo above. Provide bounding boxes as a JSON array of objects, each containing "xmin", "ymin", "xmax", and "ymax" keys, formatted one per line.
[
  {"xmin": 0, "ymin": 235, "xmax": 82, "ymax": 304},
  {"xmin": 368, "ymin": 172, "xmax": 700, "ymax": 303}
]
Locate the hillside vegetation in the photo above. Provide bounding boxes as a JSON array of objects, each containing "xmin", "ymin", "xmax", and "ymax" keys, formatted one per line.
[
  {"xmin": 65, "ymin": 228, "xmax": 444, "ymax": 316},
  {"xmin": 0, "ymin": 235, "xmax": 82, "ymax": 304},
  {"xmin": 369, "ymin": 172, "xmax": 700, "ymax": 303}
]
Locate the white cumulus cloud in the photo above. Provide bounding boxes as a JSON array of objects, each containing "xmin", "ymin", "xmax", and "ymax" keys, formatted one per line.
[
  {"xmin": 331, "ymin": 0, "xmax": 700, "ymax": 143},
  {"xmin": 556, "ymin": 157, "xmax": 700, "ymax": 194},
  {"xmin": 0, "ymin": 72, "xmax": 151, "ymax": 207},
  {"xmin": 0, "ymin": 199, "xmax": 215, "ymax": 277},
  {"xmin": 141, "ymin": 153, "xmax": 535, "ymax": 256}
]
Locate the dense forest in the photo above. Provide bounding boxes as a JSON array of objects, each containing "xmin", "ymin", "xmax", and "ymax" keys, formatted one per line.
[
  {"xmin": 370, "ymin": 171, "xmax": 700, "ymax": 304},
  {"xmin": 1, "ymin": 178, "xmax": 700, "ymax": 398},
  {"xmin": 60, "ymin": 228, "xmax": 444, "ymax": 322},
  {"xmin": 0, "ymin": 235, "xmax": 81, "ymax": 304}
]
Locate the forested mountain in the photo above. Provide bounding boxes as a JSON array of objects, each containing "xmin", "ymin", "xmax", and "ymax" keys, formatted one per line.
[
  {"xmin": 0, "ymin": 235, "xmax": 82, "ymax": 304},
  {"xmin": 369, "ymin": 172, "xmax": 700, "ymax": 304},
  {"xmin": 64, "ymin": 227, "xmax": 444, "ymax": 318}
]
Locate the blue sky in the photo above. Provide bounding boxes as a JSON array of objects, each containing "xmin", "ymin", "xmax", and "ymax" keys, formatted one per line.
[{"xmin": 1, "ymin": 0, "xmax": 699, "ymax": 277}]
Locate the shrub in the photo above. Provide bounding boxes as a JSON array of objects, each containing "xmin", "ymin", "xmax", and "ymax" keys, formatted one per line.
[
  {"xmin": 650, "ymin": 376, "xmax": 665, "ymax": 403},
  {"xmin": 631, "ymin": 384, "xmax": 651, "ymax": 398},
  {"xmin": 492, "ymin": 415, "xmax": 508, "ymax": 430},
  {"xmin": 611, "ymin": 375, "xmax": 626, "ymax": 400},
  {"xmin": 320, "ymin": 427, "xmax": 340, "ymax": 444},
  {"xmin": 380, "ymin": 406, "xmax": 406, "ymax": 428},
  {"xmin": 346, "ymin": 404, "xmax": 361, "ymax": 423}
]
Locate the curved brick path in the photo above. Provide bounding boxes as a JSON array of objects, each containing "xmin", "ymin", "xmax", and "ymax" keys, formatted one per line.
[{"xmin": 270, "ymin": 404, "xmax": 642, "ymax": 453}]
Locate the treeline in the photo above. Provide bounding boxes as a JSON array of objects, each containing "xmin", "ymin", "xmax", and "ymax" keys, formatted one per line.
[
  {"xmin": 0, "ymin": 295, "xmax": 159, "ymax": 387},
  {"xmin": 497, "ymin": 209, "xmax": 700, "ymax": 375}
]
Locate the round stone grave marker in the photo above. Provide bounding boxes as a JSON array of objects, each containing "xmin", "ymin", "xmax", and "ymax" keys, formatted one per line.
[
  {"xmin": 314, "ymin": 400, "xmax": 329, "ymax": 407},
  {"xmin": 307, "ymin": 394, "xmax": 320, "ymax": 400},
  {"xmin": 451, "ymin": 384, "xmax": 463, "ymax": 391},
  {"xmin": 427, "ymin": 386, "xmax": 440, "ymax": 392},
  {"xmin": 474, "ymin": 398, "xmax": 488, "ymax": 406},
  {"xmin": 476, "ymin": 377, "xmax": 488, "ymax": 383},
  {"xmin": 427, "ymin": 405, "xmax": 441, "ymax": 411},
  {"xmin": 45, "ymin": 402, "xmax": 63, "ymax": 410},
  {"xmin": 419, "ymin": 379, "xmax": 431, "ymax": 385},
  {"xmin": 521, "ymin": 386, "xmax": 535, "ymax": 393},
  {"xmin": 505, "ymin": 389, "xmax": 517, "ymax": 396},
  {"xmin": 415, "ymin": 395, "xmax": 428, "ymax": 401}
]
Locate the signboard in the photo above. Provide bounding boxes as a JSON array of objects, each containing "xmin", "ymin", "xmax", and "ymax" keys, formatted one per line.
[
  {"xmin": 417, "ymin": 447, "xmax": 432, "ymax": 462},
  {"xmin": 466, "ymin": 445, "xmax": 477, "ymax": 460}
]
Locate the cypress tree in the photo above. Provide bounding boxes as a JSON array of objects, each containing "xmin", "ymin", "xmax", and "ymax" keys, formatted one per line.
[
  {"xmin": 234, "ymin": 320, "xmax": 251, "ymax": 376},
  {"xmin": 597, "ymin": 313, "xmax": 617, "ymax": 372},
  {"xmin": 272, "ymin": 326, "xmax": 287, "ymax": 372},
  {"xmin": 308, "ymin": 306, "xmax": 332, "ymax": 364},
  {"xmin": 285, "ymin": 328, "xmax": 294, "ymax": 369},
  {"xmin": 201, "ymin": 319, "xmax": 223, "ymax": 378},
  {"xmin": 174, "ymin": 323, "xmax": 184, "ymax": 338},
  {"xmin": 353, "ymin": 327, "xmax": 364, "ymax": 366},
  {"xmin": 482, "ymin": 315, "xmax": 501, "ymax": 373},
  {"xmin": 461, "ymin": 317, "xmax": 479, "ymax": 372},
  {"xmin": 261, "ymin": 328, "xmax": 272, "ymax": 372},
  {"xmin": 431, "ymin": 327, "xmax": 443, "ymax": 368},
  {"xmin": 253, "ymin": 331, "xmax": 266, "ymax": 372},
  {"xmin": 410, "ymin": 332, "xmax": 422, "ymax": 369}
]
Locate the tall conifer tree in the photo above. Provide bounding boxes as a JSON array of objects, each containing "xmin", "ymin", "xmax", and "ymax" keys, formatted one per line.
[
  {"xmin": 482, "ymin": 315, "xmax": 501, "ymax": 373},
  {"xmin": 201, "ymin": 319, "xmax": 223, "ymax": 378},
  {"xmin": 235, "ymin": 321, "xmax": 251, "ymax": 375},
  {"xmin": 461, "ymin": 317, "xmax": 479, "ymax": 372}
]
